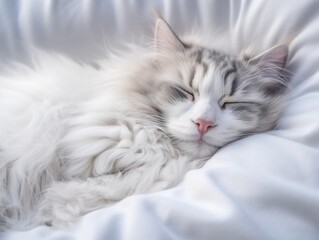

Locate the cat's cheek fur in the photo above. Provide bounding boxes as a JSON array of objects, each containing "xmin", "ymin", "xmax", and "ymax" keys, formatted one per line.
[
  {"xmin": 166, "ymin": 119, "xmax": 219, "ymax": 158},
  {"xmin": 202, "ymin": 112, "xmax": 247, "ymax": 147},
  {"xmin": 165, "ymin": 104, "xmax": 249, "ymax": 157}
]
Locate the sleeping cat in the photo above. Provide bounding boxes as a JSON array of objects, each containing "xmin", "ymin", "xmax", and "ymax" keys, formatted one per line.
[{"xmin": 0, "ymin": 18, "xmax": 289, "ymax": 230}]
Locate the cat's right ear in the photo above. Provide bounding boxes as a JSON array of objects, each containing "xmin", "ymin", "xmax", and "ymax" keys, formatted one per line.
[
  {"xmin": 154, "ymin": 18, "xmax": 185, "ymax": 53},
  {"xmin": 248, "ymin": 45, "xmax": 289, "ymax": 70}
]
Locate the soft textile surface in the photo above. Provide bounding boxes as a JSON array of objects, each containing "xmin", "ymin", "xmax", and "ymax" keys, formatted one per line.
[{"xmin": 1, "ymin": 0, "xmax": 319, "ymax": 239}]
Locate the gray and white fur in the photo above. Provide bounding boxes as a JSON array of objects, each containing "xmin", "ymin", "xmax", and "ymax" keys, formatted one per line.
[{"xmin": 0, "ymin": 18, "xmax": 289, "ymax": 230}]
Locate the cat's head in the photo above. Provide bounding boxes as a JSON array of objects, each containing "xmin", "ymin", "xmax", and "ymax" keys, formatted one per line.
[{"xmin": 146, "ymin": 19, "xmax": 289, "ymax": 158}]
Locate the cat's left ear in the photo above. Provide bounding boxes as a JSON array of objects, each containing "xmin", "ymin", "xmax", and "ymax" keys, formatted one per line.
[
  {"xmin": 154, "ymin": 18, "xmax": 185, "ymax": 53},
  {"xmin": 248, "ymin": 44, "xmax": 289, "ymax": 70}
]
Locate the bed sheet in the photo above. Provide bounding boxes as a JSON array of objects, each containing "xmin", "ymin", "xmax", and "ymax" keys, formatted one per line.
[{"xmin": 1, "ymin": 0, "xmax": 319, "ymax": 239}]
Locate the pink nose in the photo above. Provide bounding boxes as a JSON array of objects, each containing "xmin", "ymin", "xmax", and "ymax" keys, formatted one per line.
[{"xmin": 194, "ymin": 119, "xmax": 214, "ymax": 134}]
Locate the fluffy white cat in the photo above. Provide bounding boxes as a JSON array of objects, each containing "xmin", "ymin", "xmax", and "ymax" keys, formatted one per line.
[{"xmin": 0, "ymin": 18, "xmax": 289, "ymax": 230}]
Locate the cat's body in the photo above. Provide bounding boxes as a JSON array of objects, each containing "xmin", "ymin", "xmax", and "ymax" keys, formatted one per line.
[{"xmin": 0, "ymin": 19, "xmax": 289, "ymax": 230}]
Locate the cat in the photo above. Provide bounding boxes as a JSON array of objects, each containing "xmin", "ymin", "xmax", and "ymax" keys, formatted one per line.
[{"xmin": 0, "ymin": 18, "xmax": 289, "ymax": 230}]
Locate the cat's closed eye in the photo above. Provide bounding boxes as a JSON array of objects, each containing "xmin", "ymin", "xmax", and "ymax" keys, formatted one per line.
[
  {"xmin": 219, "ymin": 101, "xmax": 258, "ymax": 110},
  {"xmin": 170, "ymin": 86, "xmax": 194, "ymax": 102}
]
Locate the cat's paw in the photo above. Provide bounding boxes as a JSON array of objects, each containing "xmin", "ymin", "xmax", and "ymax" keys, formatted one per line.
[
  {"xmin": 36, "ymin": 183, "xmax": 82, "ymax": 227},
  {"xmin": 36, "ymin": 180, "xmax": 108, "ymax": 228},
  {"xmin": 36, "ymin": 202, "xmax": 77, "ymax": 228}
]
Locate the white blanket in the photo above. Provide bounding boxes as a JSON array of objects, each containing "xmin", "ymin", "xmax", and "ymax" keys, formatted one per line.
[{"xmin": 1, "ymin": 0, "xmax": 319, "ymax": 239}]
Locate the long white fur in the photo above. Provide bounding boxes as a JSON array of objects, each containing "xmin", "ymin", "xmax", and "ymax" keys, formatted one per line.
[
  {"xmin": 0, "ymin": 19, "xmax": 288, "ymax": 230},
  {"xmin": 0, "ymin": 47, "xmax": 202, "ymax": 230}
]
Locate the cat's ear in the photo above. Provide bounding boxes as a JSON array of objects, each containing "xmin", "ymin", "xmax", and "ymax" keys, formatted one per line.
[
  {"xmin": 154, "ymin": 18, "xmax": 185, "ymax": 53},
  {"xmin": 249, "ymin": 45, "xmax": 288, "ymax": 69},
  {"xmin": 250, "ymin": 45, "xmax": 289, "ymax": 96}
]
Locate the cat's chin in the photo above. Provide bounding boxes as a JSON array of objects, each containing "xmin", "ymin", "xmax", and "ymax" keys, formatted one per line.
[{"xmin": 176, "ymin": 139, "xmax": 218, "ymax": 159}]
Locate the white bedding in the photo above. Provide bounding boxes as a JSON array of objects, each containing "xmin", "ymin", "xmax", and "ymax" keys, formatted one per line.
[{"xmin": 1, "ymin": 0, "xmax": 319, "ymax": 239}]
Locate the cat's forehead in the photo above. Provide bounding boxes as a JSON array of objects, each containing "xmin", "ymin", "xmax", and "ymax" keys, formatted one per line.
[
  {"xmin": 157, "ymin": 45, "xmax": 253, "ymax": 100},
  {"xmin": 179, "ymin": 47, "xmax": 244, "ymax": 91},
  {"xmin": 183, "ymin": 47, "xmax": 239, "ymax": 75},
  {"xmin": 185, "ymin": 47, "xmax": 232, "ymax": 65}
]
